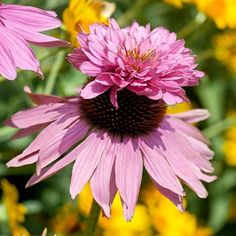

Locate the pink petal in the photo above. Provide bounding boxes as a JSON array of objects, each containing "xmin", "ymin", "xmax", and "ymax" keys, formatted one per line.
[
  {"xmin": 165, "ymin": 117, "xmax": 209, "ymax": 144},
  {"xmin": 5, "ymin": 102, "xmax": 78, "ymax": 128},
  {"xmin": 0, "ymin": 27, "xmax": 43, "ymax": 78},
  {"xmin": 7, "ymin": 116, "xmax": 78, "ymax": 167},
  {"xmin": 110, "ymin": 86, "xmax": 118, "ymax": 109},
  {"xmin": 115, "ymin": 137, "xmax": 143, "ymax": 221},
  {"xmin": 70, "ymin": 131, "xmax": 107, "ymax": 199},
  {"xmin": 7, "ymin": 151, "xmax": 39, "ymax": 167},
  {"xmin": 3, "ymin": 22, "xmax": 69, "ymax": 47},
  {"xmin": 139, "ymin": 134, "xmax": 184, "ymax": 195},
  {"xmin": 36, "ymin": 120, "xmax": 88, "ymax": 173},
  {"xmin": 80, "ymin": 81, "xmax": 110, "ymax": 99},
  {"xmin": 0, "ymin": 35, "xmax": 16, "ymax": 80},
  {"xmin": 154, "ymin": 181, "xmax": 184, "ymax": 211},
  {"xmin": 11, "ymin": 123, "xmax": 47, "ymax": 140},
  {"xmin": 170, "ymin": 109, "xmax": 210, "ymax": 123},
  {"xmin": 157, "ymin": 129, "xmax": 209, "ymax": 198},
  {"xmin": 90, "ymin": 135, "xmax": 118, "ymax": 217},
  {"xmin": 0, "ymin": 4, "xmax": 62, "ymax": 31},
  {"xmin": 24, "ymin": 86, "xmax": 64, "ymax": 105}
]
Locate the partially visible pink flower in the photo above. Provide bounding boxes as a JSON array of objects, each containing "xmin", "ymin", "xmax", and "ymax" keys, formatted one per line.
[
  {"xmin": 6, "ymin": 87, "xmax": 215, "ymax": 220},
  {"xmin": 0, "ymin": 2, "xmax": 69, "ymax": 80},
  {"xmin": 68, "ymin": 19, "xmax": 204, "ymax": 108}
]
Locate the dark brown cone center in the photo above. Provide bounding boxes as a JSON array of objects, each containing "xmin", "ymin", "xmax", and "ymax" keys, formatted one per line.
[{"xmin": 80, "ymin": 89, "xmax": 166, "ymax": 138}]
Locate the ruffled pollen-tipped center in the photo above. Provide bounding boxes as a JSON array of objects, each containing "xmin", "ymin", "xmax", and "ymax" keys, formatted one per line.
[{"xmin": 81, "ymin": 89, "xmax": 166, "ymax": 137}]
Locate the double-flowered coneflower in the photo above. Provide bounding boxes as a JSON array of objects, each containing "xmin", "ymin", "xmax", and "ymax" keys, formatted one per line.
[
  {"xmin": 0, "ymin": 1, "xmax": 69, "ymax": 80},
  {"xmin": 6, "ymin": 19, "xmax": 216, "ymax": 220}
]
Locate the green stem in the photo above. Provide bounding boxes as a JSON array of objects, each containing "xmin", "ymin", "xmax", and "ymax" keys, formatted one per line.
[
  {"xmin": 198, "ymin": 49, "xmax": 214, "ymax": 62},
  {"xmin": 203, "ymin": 118, "xmax": 236, "ymax": 139},
  {"xmin": 39, "ymin": 48, "xmax": 64, "ymax": 62},
  {"xmin": 44, "ymin": 50, "xmax": 66, "ymax": 94},
  {"xmin": 84, "ymin": 200, "xmax": 101, "ymax": 236},
  {"xmin": 178, "ymin": 12, "xmax": 206, "ymax": 38},
  {"xmin": 117, "ymin": 0, "xmax": 147, "ymax": 26}
]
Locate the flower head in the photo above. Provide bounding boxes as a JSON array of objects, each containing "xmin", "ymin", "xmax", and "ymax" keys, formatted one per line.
[
  {"xmin": 68, "ymin": 19, "xmax": 204, "ymax": 108},
  {"xmin": 6, "ymin": 87, "xmax": 215, "ymax": 220},
  {"xmin": 0, "ymin": 2, "xmax": 69, "ymax": 80},
  {"xmin": 63, "ymin": 0, "xmax": 115, "ymax": 46}
]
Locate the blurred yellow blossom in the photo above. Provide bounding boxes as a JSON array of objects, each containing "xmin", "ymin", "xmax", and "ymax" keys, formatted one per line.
[
  {"xmin": 213, "ymin": 31, "xmax": 236, "ymax": 73},
  {"xmin": 164, "ymin": 0, "xmax": 190, "ymax": 8},
  {"xmin": 99, "ymin": 194, "xmax": 152, "ymax": 236},
  {"xmin": 77, "ymin": 184, "xmax": 93, "ymax": 215},
  {"xmin": 50, "ymin": 203, "xmax": 82, "ymax": 235},
  {"xmin": 164, "ymin": 0, "xmax": 236, "ymax": 29},
  {"xmin": 0, "ymin": 179, "xmax": 29, "ymax": 236},
  {"xmin": 167, "ymin": 102, "xmax": 192, "ymax": 114},
  {"xmin": 223, "ymin": 123, "xmax": 236, "ymax": 166},
  {"xmin": 142, "ymin": 185, "xmax": 212, "ymax": 236},
  {"xmin": 63, "ymin": 0, "xmax": 115, "ymax": 46}
]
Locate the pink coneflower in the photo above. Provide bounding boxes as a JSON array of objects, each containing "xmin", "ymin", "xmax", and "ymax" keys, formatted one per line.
[
  {"xmin": 0, "ymin": 2, "xmax": 69, "ymax": 80},
  {"xmin": 68, "ymin": 19, "xmax": 204, "ymax": 108},
  {"xmin": 6, "ymin": 87, "xmax": 216, "ymax": 220}
]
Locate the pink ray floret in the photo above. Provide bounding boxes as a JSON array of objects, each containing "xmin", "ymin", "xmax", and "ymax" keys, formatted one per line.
[
  {"xmin": 68, "ymin": 19, "xmax": 204, "ymax": 108},
  {"xmin": 5, "ymin": 89, "xmax": 216, "ymax": 221},
  {"xmin": 0, "ymin": 2, "xmax": 69, "ymax": 80}
]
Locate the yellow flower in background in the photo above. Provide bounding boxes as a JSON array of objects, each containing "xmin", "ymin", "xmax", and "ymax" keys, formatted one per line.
[
  {"xmin": 167, "ymin": 102, "xmax": 192, "ymax": 114},
  {"xmin": 223, "ymin": 124, "xmax": 236, "ymax": 166},
  {"xmin": 142, "ymin": 185, "xmax": 212, "ymax": 236},
  {"xmin": 63, "ymin": 0, "xmax": 115, "ymax": 46},
  {"xmin": 0, "ymin": 179, "xmax": 29, "ymax": 236},
  {"xmin": 164, "ymin": 0, "xmax": 191, "ymax": 8},
  {"xmin": 78, "ymin": 186, "xmax": 152, "ymax": 235},
  {"xmin": 77, "ymin": 184, "xmax": 93, "ymax": 215},
  {"xmin": 164, "ymin": 0, "xmax": 236, "ymax": 29},
  {"xmin": 50, "ymin": 204, "xmax": 82, "ymax": 235},
  {"xmin": 213, "ymin": 31, "xmax": 236, "ymax": 73},
  {"xmin": 194, "ymin": 0, "xmax": 236, "ymax": 29},
  {"xmin": 99, "ymin": 194, "xmax": 152, "ymax": 236}
]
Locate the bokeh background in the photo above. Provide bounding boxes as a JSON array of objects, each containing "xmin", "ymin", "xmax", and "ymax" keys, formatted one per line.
[{"xmin": 1, "ymin": 0, "xmax": 236, "ymax": 235}]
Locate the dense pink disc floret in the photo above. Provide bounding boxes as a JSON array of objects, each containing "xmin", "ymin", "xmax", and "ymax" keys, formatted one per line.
[
  {"xmin": 0, "ymin": 2, "xmax": 69, "ymax": 80},
  {"xmin": 68, "ymin": 19, "xmax": 204, "ymax": 107}
]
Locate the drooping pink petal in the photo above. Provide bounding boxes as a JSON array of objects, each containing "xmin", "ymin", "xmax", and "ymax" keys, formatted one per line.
[
  {"xmin": 170, "ymin": 109, "xmax": 210, "ymax": 123},
  {"xmin": 36, "ymin": 120, "xmax": 88, "ymax": 173},
  {"xmin": 90, "ymin": 135, "xmax": 118, "ymax": 217},
  {"xmin": 70, "ymin": 131, "xmax": 107, "ymax": 199},
  {"xmin": 0, "ymin": 28, "xmax": 42, "ymax": 79},
  {"xmin": 7, "ymin": 116, "xmax": 78, "ymax": 167},
  {"xmin": 139, "ymin": 134, "xmax": 184, "ymax": 195},
  {"xmin": 115, "ymin": 137, "xmax": 143, "ymax": 221},
  {"xmin": 0, "ymin": 4, "xmax": 62, "ymax": 31},
  {"xmin": 0, "ymin": 36, "xmax": 16, "ymax": 80},
  {"xmin": 154, "ymin": 181, "xmax": 184, "ymax": 211},
  {"xmin": 80, "ymin": 81, "xmax": 110, "ymax": 99},
  {"xmin": 11, "ymin": 123, "xmax": 47, "ymax": 140},
  {"xmin": 0, "ymin": 3, "xmax": 69, "ymax": 80},
  {"xmin": 5, "ymin": 102, "xmax": 78, "ymax": 128},
  {"xmin": 156, "ymin": 128, "xmax": 211, "ymax": 198},
  {"xmin": 6, "ymin": 151, "xmax": 39, "ymax": 167},
  {"xmin": 24, "ymin": 86, "xmax": 64, "ymax": 105},
  {"xmin": 165, "ymin": 117, "xmax": 209, "ymax": 144}
]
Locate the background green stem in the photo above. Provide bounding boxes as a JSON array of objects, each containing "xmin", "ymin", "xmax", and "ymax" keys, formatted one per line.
[
  {"xmin": 44, "ymin": 50, "xmax": 66, "ymax": 94},
  {"xmin": 84, "ymin": 200, "xmax": 101, "ymax": 236},
  {"xmin": 203, "ymin": 118, "xmax": 236, "ymax": 139}
]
